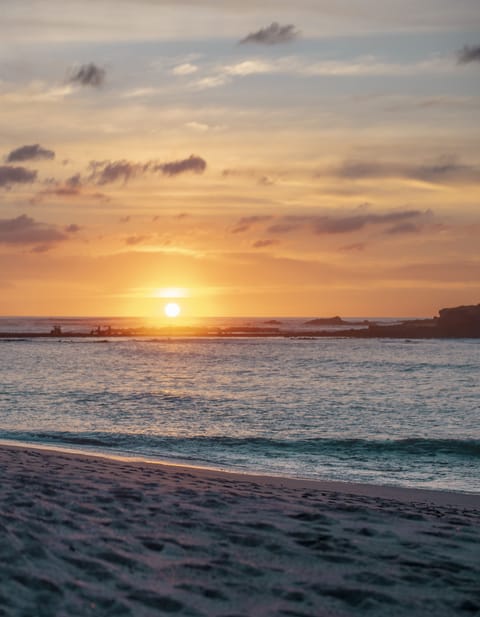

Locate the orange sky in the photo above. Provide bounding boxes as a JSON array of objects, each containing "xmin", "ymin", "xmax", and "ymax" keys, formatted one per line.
[{"xmin": 1, "ymin": 1, "xmax": 479, "ymax": 317}]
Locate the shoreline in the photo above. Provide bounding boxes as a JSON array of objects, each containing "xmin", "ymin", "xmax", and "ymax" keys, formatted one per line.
[
  {"xmin": 1, "ymin": 443, "xmax": 479, "ymax": 616},
  {"xmin": 2, "ymin": 440, "xmax": 479, "ymax": 507}
]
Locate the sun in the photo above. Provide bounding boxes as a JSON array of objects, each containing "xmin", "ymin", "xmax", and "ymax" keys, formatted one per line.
[{"xmin": 164, "ymin": 302, "xmax": 181, "ymax": 318}]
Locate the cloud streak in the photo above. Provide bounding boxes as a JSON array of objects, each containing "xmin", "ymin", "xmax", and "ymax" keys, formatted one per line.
[
  {"xmin": 329, "ymin": 157, "xmax": 479, "ymax": 184},
  {"xmin": 193, "ymin": 55, "xmax": 450, "ymax": 91},
  {"xmin": 86, "ymin": 155, "xmax": 207, "ymax": 185},
  {"xmin": 6, "ymin": 144, "xmax": 55, "ymax": 163},
  {"xmin": 232, "ymin": 215, "xmax": 273, "ymax": 233},
  {"xmin": 267, "ymin": 210, "xmax": 427, "ymax": 235},
  {"xmin": 239, "ymin": 22, "xmax": 299, "ymax": 45},
  {"xmin": 252, "ymin": 239, "xmax": 276, "ymax": 249}
]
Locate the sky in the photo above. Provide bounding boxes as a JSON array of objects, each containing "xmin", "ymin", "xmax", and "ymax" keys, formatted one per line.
[{"xmin": 0, "ymin": 0, "xmax": 479, "ymax": 318}]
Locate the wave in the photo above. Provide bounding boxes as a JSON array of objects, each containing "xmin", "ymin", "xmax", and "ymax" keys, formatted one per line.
[{"xmin": 1, "ymin": 431, "xmax": 479, "ymax": 460}]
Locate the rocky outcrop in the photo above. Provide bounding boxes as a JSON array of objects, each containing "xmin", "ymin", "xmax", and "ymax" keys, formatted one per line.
[
  {"xmin": 363, "ymin": 304, "xmax": 480, "ymax": 338},
  {"xmin": 304, "ymin": 317, "xmax": 345, "ymax": 326},
  {"xmin": 437, "ymin": 304, "xmax": 480, "ymax": 337}
]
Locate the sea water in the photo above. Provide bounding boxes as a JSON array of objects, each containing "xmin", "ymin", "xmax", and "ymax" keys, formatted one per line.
[{"xmin": 0, "ymin": 319, "xmax": 479, "ymax": 493}]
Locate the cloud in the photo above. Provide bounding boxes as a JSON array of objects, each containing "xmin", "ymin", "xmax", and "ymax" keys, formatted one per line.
[
  {"xmin": 172, "ymin": 63, "xmax": 198, "ymax": 76},
  {"xmin": 340, "ymin": 243, "xmax": 366, "ymax": 252},
  {"xmin": 258, "ymin": 175, "xmax": 274, "ymax": 186},
  {"xmin": 69, "ymin": 63, "xmax": 106, "ymax": 87},
  {"xmin": 43, "ymin": 186, "xmax": 82, "ymax": 197},
  {"xmin": 239, "ymin": 22, "xmax": 299, "ymax": 45},
  {"xmin": 267, "ymin": 210, "xmax": 426, "ymax": 236},
  {"xmin": 232, "ymin": 215, "xmax": 272, "ymax": 233},
  {"xmin": 88, "ymin": 160, "xmax": 149, "ymax": 185},
  {"xmin": 330, "ymin": 157, "xmax": 479, "ymax": 184},
  {"xmin": 223, "ymin": 60, "xmax": 273, "ymax": 76},
  {"xmin": 6, "ymin": 144, "xmax": 55, "ymax": 163},
  {"xmin": 0, "ymin": 166, "xmax": 37, "ymax": 188},
  {"xmin": 222, "ymin": 168, "xmax": 275, "ymax": 185},
  {"xmin": 66, "ymin": 173, "xmax": 82, "ymax": 188},
  {"xmin": 154, "ymin": 155, "xmax": 207, "ymax": 176},
  {"xmin": 33, "ymin": 174, "xmax": 108, "ymax": 202},
  {"xmin": 86, "ymin": 155, "xmax": 207, "ymax": 185},
  {"xmin": 65, "ymin": 224, "xmax": 81, "ymax": 233},
  {"xmin": 386, "ymin": 222, "xmax": 420, "ymax": 234},
  {"xmin": 410, "ymin": 159, "xmax": 477, "ymax": 183},
  {"xmin": 266, "ymin": 223, "xmax": 295, "ymax": 234},
  {"xmin": 125, "ymin": 234, "xmax": 152, "ymax": 246},
  {"xmin": 313, "ymin": 210, "xmax": 424, "ymax": 234},
  {"xmin": 252, "ymin": 239, "xmax": 275, "ymax": 248},
  {"xmin": 125, "ymin": 235, "xmax": 150, "ymax": 246},
  {"xmin": 194, "ymin": 55, "xmax": 450, "ymax": 92},
  {"xmin": 185, "ymin": 121, "xmax": 210, "ymax": 132},
  {"xmin": 457, "ymin": 45, "xmax": 480, "ymax": 64},
  {"xmin": 0, "ymin": 214, "xmax": 66, "ymax": 247},
  {"xmin": 194, "ymin": 75, "xmax": 230, "ymax": 90},
  {"xmin": 185, "ymin": 121, "xmax": 225, "ymax": 132}
]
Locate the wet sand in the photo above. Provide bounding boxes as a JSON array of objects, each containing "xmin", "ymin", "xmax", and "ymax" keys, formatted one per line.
[{"xmin": 0, "ymin": 443, "xmax": 479, "ymax": 616}]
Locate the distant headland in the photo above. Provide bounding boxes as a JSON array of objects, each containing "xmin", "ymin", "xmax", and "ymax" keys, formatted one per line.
[{"xmin": 0, "ymin": 304, "xmax": 479, "ymax": 339}]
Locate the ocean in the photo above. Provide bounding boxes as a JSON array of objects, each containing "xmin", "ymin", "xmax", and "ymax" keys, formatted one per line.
[{"xmin": 0, "ymin": 317, "xmax": 479, "ymax": 493}]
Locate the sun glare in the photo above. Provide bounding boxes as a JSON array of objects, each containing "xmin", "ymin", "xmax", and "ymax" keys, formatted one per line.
[{"xmin": 164, "ymin": 302, "xmax": 181, "ymax": 318}]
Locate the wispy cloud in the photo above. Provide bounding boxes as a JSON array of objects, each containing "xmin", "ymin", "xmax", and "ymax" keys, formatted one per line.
[
  {"xmin": 88, "ymin": 160, "xmax": 148, "ymax": 185},
  {"xmin": 0, "ymin": 166, "xmax": 37, "ymax": 188},
  {"xmin": 185, "ymin": 121, "xmax": 210, "ymax": 132},
  {"xmin": 329, "ymin": 157, "xmax": 479, "ymax": 184},
  {"xmin": 239, "ymin": 23, "xmax": 299, "ymax": 45},
  {"xmin": 193, "ymin": 55, "xmax": 451, "ymax": 90},
  {"xmin": 457, "ymin": 45, "xmax": 480, "ymax": 64},
  {"xmin": 6, "ymin": 144, "xmax": 55, "ymax": 163},
  {"xmin": 69, "ymin": 63, "xmax": 106, "ymax": 87},
  {"xmin": 86, "ymin": 155, "xmax": 207, "ymax": 185},
  {"xmin": 223, "ymin": 60, "xmax": 273, "ymax": 77},
  {"xmin": 232, "ymin": 215, "xmax": 273, "ymax": 233},
  {"xmin": 33, "ymin": 177, "xmax": 108, "ymax": 203},
  {"xmin": 171, "ymin": 63, "xmax": 198, "ymax": 76},
  {"xmin": 266, "ymin": 209, "xmax": 427, "ymax": 235},
  {"xmin": 340, "ymin": 242, "xmax": 366, "ymax": 252},
  {"xmin": 0, "ymin": 82, "xmax": 74, "ymax": 104},
  {"xmin": 252, "ymin": 239, "xmax": 276, "ymax": 249},
  {"xmin": 125, "ymin": 235, "xmax": 151, "ymax": 246},
  {"xmin": 386, "ymin": 222, "xmax": 420, "ymax": 235},
  {"xmin": 222, "ymin": 168, "xmax": 276, "ymax": 186}
]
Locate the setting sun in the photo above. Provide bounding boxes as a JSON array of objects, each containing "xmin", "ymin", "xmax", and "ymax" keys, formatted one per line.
[{"xmin": 164, "ymin": 302, "xmax": 181, "ymax": 318}]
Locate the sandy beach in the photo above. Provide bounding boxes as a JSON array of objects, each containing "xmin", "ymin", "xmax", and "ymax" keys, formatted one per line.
[{"xmin": 0, "ymin": 444, "xmax": 479, "ymax": 616}]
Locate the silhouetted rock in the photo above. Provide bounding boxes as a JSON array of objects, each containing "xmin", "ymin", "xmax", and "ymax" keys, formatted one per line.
[
  {"xmin": 437, "ymin": 304, "xmax": 480, "ymax": 337},
  {"xmin": 304, "ymin": 317, "xmax": 344, "ymax": 326}
]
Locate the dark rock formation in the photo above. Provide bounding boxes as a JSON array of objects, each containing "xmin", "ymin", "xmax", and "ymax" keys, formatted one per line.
[
  {"xmin": 437, "ymin": 304, "xmax": 480, "ymax": 337},
  {"xmin": 304, "ymin": 317, "xmax": 344, "ymax": 326}
]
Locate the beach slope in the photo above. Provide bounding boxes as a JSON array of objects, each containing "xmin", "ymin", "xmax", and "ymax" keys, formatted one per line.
[{"xmin": 0, "ymin": 444, "xmax": 479, "ymax": 616}]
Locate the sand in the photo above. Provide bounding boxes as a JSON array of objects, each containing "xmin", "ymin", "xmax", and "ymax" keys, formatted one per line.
[{"xmin": 0, "ymin": 444, "xmax": 479, "ymax": 616}]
